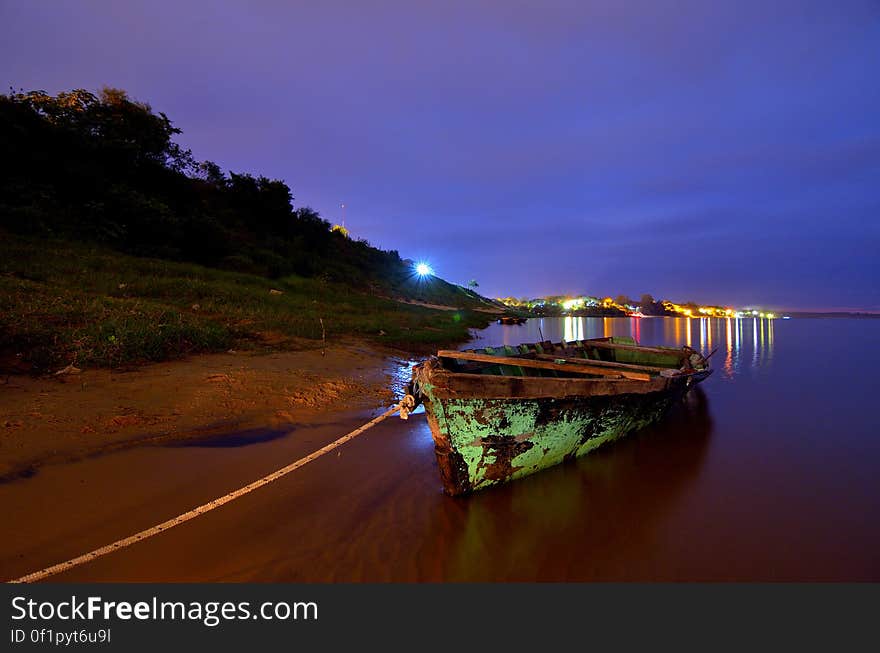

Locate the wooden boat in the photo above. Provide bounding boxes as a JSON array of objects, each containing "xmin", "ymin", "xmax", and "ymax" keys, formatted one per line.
[
  {"xmin": 401, "ymin": 336, "xmax": 712, "ymax": 496},
  {"xmin": 497, "ymin": 316, "xmax": 527, "ymax": 325}
]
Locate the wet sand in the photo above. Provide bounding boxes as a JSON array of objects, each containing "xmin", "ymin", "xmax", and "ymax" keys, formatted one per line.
[
  {"xmin": 1, "ymin": 393, "xmax": 711, "ymax": 582},
  {"xmin": 0, "ymin": 341, "xmax": 402, "ymax": 481}
]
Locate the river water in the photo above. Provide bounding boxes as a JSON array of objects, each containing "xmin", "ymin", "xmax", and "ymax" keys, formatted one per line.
[
  {"xmin": 458, "ymin": 316, "xmax": 880, "ymax": 579},
  {"xmin": 1, "ymin": 317, "xmax": 878, "ymax": 581}
]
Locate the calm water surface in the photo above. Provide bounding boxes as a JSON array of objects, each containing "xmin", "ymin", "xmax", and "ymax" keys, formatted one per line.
[
  {"xmin": 2, "ymin": 317, "xmax": 877, "ymax": 581},
  {"xmin": 454, "ymin": 316, "xmax": 879, "ymax": 579}
]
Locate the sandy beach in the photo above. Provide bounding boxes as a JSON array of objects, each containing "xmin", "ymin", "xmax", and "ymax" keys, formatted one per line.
[{"xmin": 0, "ymin": 341, "xmax": 408, "ymax": 483}]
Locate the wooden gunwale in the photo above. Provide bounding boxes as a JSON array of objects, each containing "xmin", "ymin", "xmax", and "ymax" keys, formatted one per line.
[
  {"xmin": 418, "ymin": 358, "xmax": 679, "ymax": 400},
  {"xmin": 424, "ymin": 371, "xmax": 674, "ymax": 399},
  {"xmin": 436, "ymin": 350, "xmax": 651, "ymax": 381},
  {"xmin": 533, "ymin": 353, "xmax": 674, "ymax": 374},
  {"xmin": 419, "ymin": 339, "xmax": 709, "ymax": 400},
  {"xmin": 579, "ymin": 340, "xmax": 693, "ymax": 358}
]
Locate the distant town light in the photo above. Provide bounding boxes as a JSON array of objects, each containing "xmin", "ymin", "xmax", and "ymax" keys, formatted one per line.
[{"xmin": 415, "ymin": 262, "xmax": 433, "ymax": 277}]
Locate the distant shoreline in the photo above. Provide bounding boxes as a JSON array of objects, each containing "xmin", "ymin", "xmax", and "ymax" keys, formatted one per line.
[{"xmin": 520, "ymin": 312, "xmax": 880, "ymax": 319}]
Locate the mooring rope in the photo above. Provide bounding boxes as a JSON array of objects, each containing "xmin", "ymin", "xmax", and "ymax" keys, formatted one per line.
[{"xmin": 9, "ymin": 403, "xmax": 402, "ymax": 584}]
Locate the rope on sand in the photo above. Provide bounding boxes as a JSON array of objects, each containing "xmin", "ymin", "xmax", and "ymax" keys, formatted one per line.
[{"xmin": 9, "ymin": 403, "xmax": 402, "ymax": 584}]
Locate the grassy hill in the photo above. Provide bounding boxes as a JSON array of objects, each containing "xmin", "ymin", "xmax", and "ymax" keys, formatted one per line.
[
  {"xmin": 0, "ymin": 87, "xmax": 511, "ymax": 373},
  {"xmin": 0, "ymin": 235, "xmax": 500, "ymax": 374}
]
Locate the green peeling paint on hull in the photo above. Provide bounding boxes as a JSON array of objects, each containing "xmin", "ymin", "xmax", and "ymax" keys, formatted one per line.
[
  {"xmin": 422, "ymin": 388, "xmax": 683, "ymax": 495},
  {"xmin": 409, "ymin": 337, "xmax": 712, "ymax": 496}
]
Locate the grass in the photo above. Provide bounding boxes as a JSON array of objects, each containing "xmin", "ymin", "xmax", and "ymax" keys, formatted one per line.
[{"xmin": 0, "ymin": 235, "xmax": 495, "ymax": 372}]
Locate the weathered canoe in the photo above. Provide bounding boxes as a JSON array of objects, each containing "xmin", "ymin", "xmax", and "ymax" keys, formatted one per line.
[{"xmin": 403, "ymin": 336, "xmax": 712, "ymax": 496}]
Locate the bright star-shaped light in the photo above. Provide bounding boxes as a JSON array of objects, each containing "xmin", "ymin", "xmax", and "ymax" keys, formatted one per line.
[{"xmin": 415, "ymin": 262, "xmax": 433, "ymax": 277}]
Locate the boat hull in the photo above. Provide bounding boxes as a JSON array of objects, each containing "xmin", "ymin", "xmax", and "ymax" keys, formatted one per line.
[{"xmin": 416, "ymin": 368, "xmax": 705, "ymax": 496}]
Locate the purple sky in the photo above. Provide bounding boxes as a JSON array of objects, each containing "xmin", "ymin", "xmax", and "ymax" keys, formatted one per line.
[{"xmin": 3, "ymin": 1, "xmax": 878, "ymax": 310}]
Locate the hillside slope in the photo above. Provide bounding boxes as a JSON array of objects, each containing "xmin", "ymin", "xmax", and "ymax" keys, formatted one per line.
[{"xmin": 0, "ymin": 236, "xmax": 498, "ymax": 373}]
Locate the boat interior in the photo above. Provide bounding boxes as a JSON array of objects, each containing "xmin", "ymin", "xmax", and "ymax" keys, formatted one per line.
[{"xmin": 437, "ymin": 337, "xmax": 706, "ymax": 381}]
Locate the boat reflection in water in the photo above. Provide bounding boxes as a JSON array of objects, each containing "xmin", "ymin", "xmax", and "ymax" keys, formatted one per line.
[
  {"xmin": 472, "ymin": 315, "xmax": 775, "ymax": 380},
  {"xmin": 426, "ymin": 387, "xmax": 713, "ymax": 581}
]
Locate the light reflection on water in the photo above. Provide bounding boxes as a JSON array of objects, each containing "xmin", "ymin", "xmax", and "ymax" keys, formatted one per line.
[
  {"xmin": 388, "ymin": 317, "xmax": 879, "ymax": 580},
  {"xmin": 387, "ymin": 357, "xmax": 425, "ymax": 413},
  {"xmin": 469, "ymin": 316, "xmax": 776, "ymax": 379}
]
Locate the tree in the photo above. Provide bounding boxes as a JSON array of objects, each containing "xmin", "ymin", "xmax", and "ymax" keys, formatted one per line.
[
  {"xmin": 467, "ymin": 279, "xmax": 479, "ymax": 290},
  {"xmin": 89, "ymin": 87, "xmax": 193, "ymax": 172},
  {"xmin": 0, "ymin": 86, "xmax": 421, "ymax": 289},
  {"xmin": 196, "ymin": 160, "xmax": 226, "ymax": 186}
]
